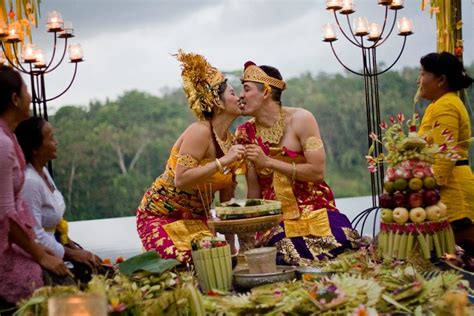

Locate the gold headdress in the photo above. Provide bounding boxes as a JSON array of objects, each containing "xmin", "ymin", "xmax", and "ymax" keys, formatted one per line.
[
  {"xmin": 175, "ymin": 49, "xmax": 226, "ymax": 120},
  {"xmin": 241, "ymin": 61, "xmax": 286, "ymax": 90}
]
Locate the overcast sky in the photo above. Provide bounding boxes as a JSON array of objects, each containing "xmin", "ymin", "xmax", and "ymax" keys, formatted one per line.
[{"xmin": 26, "ymin": 0, "xmax": 474, "ymax": 111}]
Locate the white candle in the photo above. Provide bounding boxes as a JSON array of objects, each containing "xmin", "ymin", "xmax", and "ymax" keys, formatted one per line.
[
  {"xmin": 368, "ymin": 23, "xmax": 381, "ymax": 40},
  {"xmin": 354, "ymin": 17, "xmax": 369, "ymax": 35},
  {"xmin": 326, "ymin": 0, "xmax": 342, "ymax": 10},
  {"xmin": 322, "ymin": 23, "xmax": 337, "ymax": 41},
  {"xmin": 341, "ymin": 0, "xmax": 353, "ymax": 12},
  {"xmin": 398, "ymin": 17, "xmax": 412, "ymax": 34},
  {"xmin": 34, "ymin": 50, "xmax": 46, "ymax": 68},
  {"xmin": 59, "ymin": 21, "xmax": 74, "ymax": 38},
  {"xmin": 22, "ymin": 43, "xmax": 37, "ymax": 62},
  {"xmin": 390, "ymin": 0, "xmax": 404, "ymax": 9},
  {"xmin": 47, "ymin": 11, "xmax": 64, "ymax": 31},
  {"xmin": 7, "ymin": 25, "xmax": 19, "ymax": 41},
  {"xmin": 0, "ymin": 21, "xmax": 7, "ymax": 37},
  {"xmin": 68, "ymin": 44, "xmax": 83, "ymax": 61}
]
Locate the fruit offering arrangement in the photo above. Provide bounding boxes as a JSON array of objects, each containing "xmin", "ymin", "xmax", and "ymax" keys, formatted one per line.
[
  {"xmin": 366, "ymin": 113, "xmax": 458, "ymax": 260},
  {"xmin": 215, "ymin": 199, "xmax": 281, "ymax": 220}
]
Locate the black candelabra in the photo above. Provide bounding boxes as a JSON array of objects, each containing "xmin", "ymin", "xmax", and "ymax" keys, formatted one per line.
[
  {"xmin": 0, "ymin": 10, "xmax": 83, "ymax": 121},
  {"xmin": 323, "ymin": 0, "xmax": 413, "ymax": 236}
]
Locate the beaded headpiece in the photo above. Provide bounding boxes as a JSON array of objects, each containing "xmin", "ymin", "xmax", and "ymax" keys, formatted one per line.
[
  {"xmin": 241, "ymin": 61, "xmax": 286, "ymax": 90},
  {"xmin": 176, "ymin": 49, "xmax": 226, "ymax": 120}
]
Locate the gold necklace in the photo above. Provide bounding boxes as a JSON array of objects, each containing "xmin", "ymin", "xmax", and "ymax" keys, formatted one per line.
[
  {"xmin": 213, "ymin": 128, "xmax": 234, "ymax": 154},
  {"xmin": 255, "ymin": 109, "xmax": 285, "ymax": 144}
]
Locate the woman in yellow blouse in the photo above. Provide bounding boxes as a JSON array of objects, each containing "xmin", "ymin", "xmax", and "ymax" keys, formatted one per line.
[
  {"xmin": 136, "ymin": 51, "xmax": 245, "ymax": 263},
  {"xmin": 417, "ymin": 52, "xmax": 474, "ymax": 255}
]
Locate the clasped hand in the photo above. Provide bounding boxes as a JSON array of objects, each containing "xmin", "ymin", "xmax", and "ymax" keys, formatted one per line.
[{"xmin": 221, "ymin": 144, "xmax": 269, "ymax": 170}]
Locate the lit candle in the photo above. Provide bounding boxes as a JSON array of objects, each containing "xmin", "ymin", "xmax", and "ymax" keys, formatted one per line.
[
  {"xmin": 59, "ymin": 21, "xmax": 74, "ymax": 38},
  {"xmin": 354, "ymin": 17, "xmax": 369, "ymax": 36},
  {"xmin": 341, "ymin": 0, "xmax": 353, "ymax": 12},
  {"xmin": 34, "ymin": 50, "xmax": 46, "ymax": 68},
  {"xmin": 368, "ymin": 23, "xmax": 381, "ymax": 40},
  {"xmin": 322, "ymin": 23, "xmax": 337, "ymax": 41},
  {"xmin": 390, "ymin": 0, "xmax": 404, "ymax": 9},
  {"xmin": 326, "ymin": 0, "xmax": 342, "ymax": 10},
  {"xmin": 68, "ymin": 44, "xmax": 84, "ymax": 62},
  {"xmin": 7, "ymin": 25, "xmax": 19, "ymax": 41},
  {"xmin": 22, "ymin": 43, "xmax": 37, "ymax": 62},
  {"xmin": 398, "ymin": 17, "xmax": 413, "ymax": 34},
  {"xmin": 47, "ymin": 11, "xmax": 64, "ymax": 31},
  {"xmin": 0, "ymin": 21, "xmax": 7, "ymax": 38}
]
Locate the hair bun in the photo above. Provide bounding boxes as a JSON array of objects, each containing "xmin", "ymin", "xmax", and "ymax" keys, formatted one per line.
[{"xmin": 244, "ymin": 61, "xmax": 256, "ymax": 69}]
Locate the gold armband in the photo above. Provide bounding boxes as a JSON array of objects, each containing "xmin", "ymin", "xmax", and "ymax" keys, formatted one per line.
[
  {"xmin": 177, "ymin": 153, "xmax": 198, "ymax": 168},
  {"xmin": 304, "ymin": 136, "xmax": 324, "ymax": 152},
  {"xmin": 291, "ymin": 162, "xmax": 296, "ymax": 184}
]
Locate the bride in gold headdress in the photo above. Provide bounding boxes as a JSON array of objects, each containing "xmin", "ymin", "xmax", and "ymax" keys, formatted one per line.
[{"xmin": 136, "ymin": 50, "xmax": 245, "ymax": 263}]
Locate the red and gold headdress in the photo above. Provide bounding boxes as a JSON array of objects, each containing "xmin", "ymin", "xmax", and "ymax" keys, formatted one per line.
[
  {"xmin": 241, "ymin": 61, "xmax": 286, "ymax": 91},
  {"xmin": 175, "ymin": 49, "xmax": 226, "ymax": 120}
]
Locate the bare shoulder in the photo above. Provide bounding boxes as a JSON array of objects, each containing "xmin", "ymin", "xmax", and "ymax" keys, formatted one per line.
[
  {"xmin": 183, "ymin": 121, "xmax": 211, "ymax": 138},
  {"xmin": 285, "ymin": 107, "xmax": 317, "ymax": 127}
]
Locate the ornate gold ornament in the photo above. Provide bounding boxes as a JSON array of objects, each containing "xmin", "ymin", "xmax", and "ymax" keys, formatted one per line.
[
  {"xmin": 242, "ymin": 61, "xmax": 286, "ymax": 90},
  {"xmin": 175, "ymin": 49, "xmax": 225, "ymax": 120},
  {"xmin": 304, "ymin": 136, "xmax": 324, "ymax": 152},
  {"xmin": 177, "ymin": 153, "xmax": 199, "ymax": 168},
  {"xmin": 255, "ymin": 109, "xmax": 286, "ymax": 145},
  {"xmin": 213, "ymin": 129, "xmax": 234, "ymax": 154}
]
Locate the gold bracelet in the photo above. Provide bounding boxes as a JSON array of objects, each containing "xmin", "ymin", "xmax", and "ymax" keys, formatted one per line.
[
  {"xmin": 291, "ymin": 162, "xmax": 296, "ymax": 183},
  {"xmin": 215, "ymin": 158, "xmax": 225, "ymax": 173}
]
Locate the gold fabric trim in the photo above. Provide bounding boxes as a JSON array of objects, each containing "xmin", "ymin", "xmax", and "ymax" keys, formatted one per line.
[
  {"xmin": 304, "ymin": 136, "xmax": 324, "ymax": 152},
  {"xmin": 242, "ymin": 65, "xmax": 286, "ymax": 90},
  {"xmin": 177, "ymin": 153, "xmax": 199, "ymax": 168},
  {"xmin": 273, "ymin": 170, "xmax": 300, "ymax": 220},
  {"xmin": 163, "ymin": 220, "xmax": 213, "ymax": 251},
  {"xmin": 283, "ymin": 208, "xmax": 331, "ymax": 238}
]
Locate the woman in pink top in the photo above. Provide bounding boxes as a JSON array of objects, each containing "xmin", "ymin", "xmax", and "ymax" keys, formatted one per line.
[{"xmin": 0, "ymin": 66, "xmax": 68, "ymax": 305}]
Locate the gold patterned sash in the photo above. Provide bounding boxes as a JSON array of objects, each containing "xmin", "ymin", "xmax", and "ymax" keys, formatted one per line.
[
  {"xmin": 284, "ymin": 208, "xmax": 331, "ymax": 238},
  {"xmin": 163, "ymin": 220, "xmax": 213, "ymax": 251},
  {"xmin": 273, "ymin": 170, "xmax": 300, "ymax": 220}
]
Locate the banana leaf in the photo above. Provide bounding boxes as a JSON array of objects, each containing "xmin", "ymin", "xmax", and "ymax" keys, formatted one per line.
[{"xmin": 118, "ymin": 250, "xmax": 179, "ymax": 276}]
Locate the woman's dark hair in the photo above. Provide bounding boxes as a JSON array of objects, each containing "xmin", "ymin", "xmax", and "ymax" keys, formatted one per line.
[
  {"xmin": 15, "ymin": 117, "xmax": 46, "ymax": 164},
  {"xmin": 0, "ymin": 66, "xmax": 24, "ymax": 115},
  {"xmin": 420, "ymin": 52, "xmax": 473, "ymax": 91},
  {"xmin": 258, "ymin": 65, "xmax": 283, "ymax": 103}
]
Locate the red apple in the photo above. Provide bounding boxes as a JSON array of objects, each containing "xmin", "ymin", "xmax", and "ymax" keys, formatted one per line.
[
  {"xmin": 425, "ymin": 205, "xmax": 441, "ymax": 221},
  {"xmin": 379, "ymin": 193, "xmax": 394, "ymax": 208},
  {"xmin": 381, "ymin": 208, "xmax": 394, "ymax": 223},
  {"xmin": 423, "ymin": 190, "xmax": 440, "ymax": 206},
  {"xmin": 408, "ymin": 192, "xmax": 423, "ymax": 208},
  {"xmin": 392, "ymin": 192, "xmax": 407, "ymax": 208},
  {"xmin": 409, "ymin": 207, "xmax": 427, "ymax": 223},
  {"xmin": 393, "ymin": 207, "xmax": 409, "ymax": 224}
]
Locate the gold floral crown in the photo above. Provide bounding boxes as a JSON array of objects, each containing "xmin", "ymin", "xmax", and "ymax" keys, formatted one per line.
[
  {"xmin": 175, "ymin": 49, "xmax": 226, "ymax": 120},
  {"xmin": 241, "ymin": 61, "xmax": 286, "ymax": 90}
]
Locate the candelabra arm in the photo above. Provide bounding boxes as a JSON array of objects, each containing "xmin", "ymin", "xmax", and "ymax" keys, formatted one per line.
[
  {"xmin": 374, "ymin": 9, "xmax": 398, "ymax": 48},
  {"xmin": 45, "ymin": 37, "xmax": 68, "ymax": 74},
  {"xmin": 343, "ymin": 14, "xmax": 363, "ymax": 47},
  {"xmin": 45, "ymin": 32, "xmax": 59, "ymax": 70},
  {"xmin": 45, "ymin": 62, "xmax": 78, "ymax": 102},
  {"xmin": 1, "ymin": 43, "xmax": 29, "ymax": 73},
  {"xmin": 374, "ymin": 35, "xmax": 407, "ymax": 76},
  {"xmin": 332, "ymin": 11, "xmax": 362, "ymax": 47},
  {"xmin": 329, "ymin": 42, "xmax": 364, "ymax": 76}
]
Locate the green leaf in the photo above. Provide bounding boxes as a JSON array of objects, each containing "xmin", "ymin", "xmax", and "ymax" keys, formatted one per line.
[
  {"xmin": 118, "ymin": 250, "xmax": 179, "ymax": 276},
  {"xmin": 381, "ymin": 294, "xmax": 411, "ymax": 313}
]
